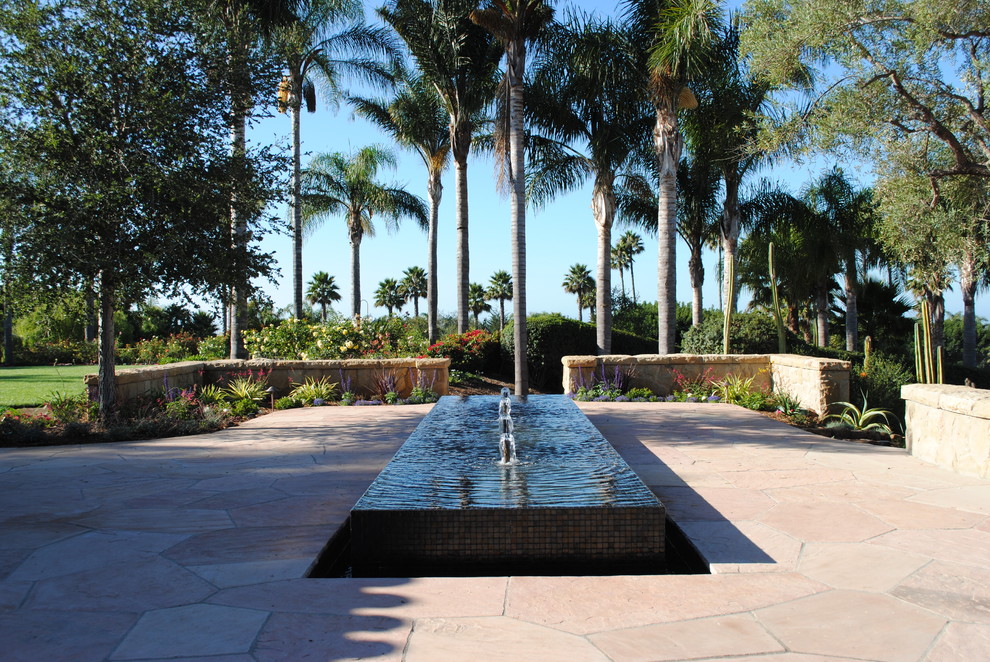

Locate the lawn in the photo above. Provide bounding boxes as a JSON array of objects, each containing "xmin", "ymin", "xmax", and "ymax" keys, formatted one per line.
[{"xmin": 0, "ymin": 365, "xmax": 94, "ymax": 408}]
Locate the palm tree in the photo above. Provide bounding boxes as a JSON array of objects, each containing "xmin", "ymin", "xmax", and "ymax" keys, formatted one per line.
[
  {"xmin": 350, "ymin": 71, "xmax": 449, "ymax": 342},
  {"xmin": 471, "ymin": 0, "xmax": 554, "ymax": 395},
  {"xmin": 274, "ymin": 0, "xmax": 396, "ymax": 319},
  {"xmin": 399, "ymin": 265, "xmax": 428, "ymax": 317},
  {"xmin": 487, "ymin": 270, "xmax": 513, "ymax": 331},
  {"xmin": 623, "ymin": 0, "xmax": 723, "ymax": 353},
  {"xmin": 562, "ymin": 264, "xmax": 595, "ymax": 323},
  {"xmin": 741, "ymin": 179, "xmax": 845, "ymax": 347},
  {"xmin": 374, "ymin": 278, "xmax": 405, "ymax": 316},
  {"xmin": 206, "ymin": 0, "xmax": 301, "ymax": 359},
  {"xmin": 618, "ymin": 231, "xmax": 645, "ymax": 304},
  {"xmin": 611, "ymin": 243, "xmax": 630, "ymax": 301},
  {"xmin": 300, "ymin": 146, "xmax": 427, "ymax": 318},
  {"xmin": 805, "ymin": 167, "xmax": 876, "ymax": 351},
  {"xmin": 526, "ymin": 13, "xmax": 652, "ymax": 355},
  {"xmin": 306, "ymin": 271, "xmax": 341, "ymax": 321},
  {"xmin": 379, "ymin": 0, "xmax": 502, "ymax": 335},
  {"xmin": 677, "ymin": 156, "xmax": 721, "ymax": 325},
  {"xmin": 468, "ymin": 282, "xmax": 492, "ymax": 327}
]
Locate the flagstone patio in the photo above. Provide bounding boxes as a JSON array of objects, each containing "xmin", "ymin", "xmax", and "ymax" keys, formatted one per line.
[{"xmin": 1, "ymin": 401, "xmax": 987, "ymax": 661}]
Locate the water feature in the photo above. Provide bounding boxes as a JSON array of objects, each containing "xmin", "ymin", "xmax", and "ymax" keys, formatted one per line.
[
  {"xmin": 497, "ymin": 387, "xmax": 517, "ymax": 465},
  {"xmin": 347, "ymin": 394, "xmax": 666, "ymax": 576}
]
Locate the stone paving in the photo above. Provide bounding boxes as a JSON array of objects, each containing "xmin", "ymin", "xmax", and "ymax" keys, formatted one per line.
[{"xmin": 1, "ymin": 401, "xmax": 988, "ymax": 661}]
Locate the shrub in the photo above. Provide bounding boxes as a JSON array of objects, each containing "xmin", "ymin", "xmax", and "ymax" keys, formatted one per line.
[
  {"xmin": 681, "ymin": 311, "xmax": 786, "ymax": 355},
  {"xmin": 274, "ymin": 396, "xmax": 301, "ymax": 410},
  {"xmin": 114, "ymin": 332, "xmax": 201, "ymax": 365},
  {"xmin": 849, "ymin": 352, "xmax": 912, "ymax": 423},
  {"xmin": 196, "ymin": 335, "xmax": 229, "ymax": 360},
  {"xmin": 425, "ymin": 329, "xmax": 498, "ymax": 373},
  {"xmin": 17, "ymin": 340, "xmax": 98, "ymax": 365},
  {"xmin": 47, "ymin": 392, "xmax": 98, "ymax": 423},
  {"xmin": 502, "ymin": 314, "xmax": 654, "ymax": 392}
]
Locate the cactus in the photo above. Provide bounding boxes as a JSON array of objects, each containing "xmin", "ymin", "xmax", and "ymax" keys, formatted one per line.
[
  {"xmin": 863, "ymin": 335, "xmax": 873, "ymax": 373},
  {"xmin": 914, "ymin": 299, "xmax": 944, "ymax": 384},
  {"xmin": 768, "ymin": 243, "xmax": 787, "ymax": 354}
]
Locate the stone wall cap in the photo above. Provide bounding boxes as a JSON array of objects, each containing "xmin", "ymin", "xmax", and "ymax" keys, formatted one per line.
[
  {"xmin": 903, "ymin": 383, "xmax": 990, "ymax": 419},
  {"xmin": 770, "ymin": 354, "xmax": 851, "ymax": 369}
]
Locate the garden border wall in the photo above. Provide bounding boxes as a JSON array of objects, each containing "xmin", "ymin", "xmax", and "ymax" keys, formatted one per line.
[
  {"xmin": 901, "ymin": 383, "xmax": 990, "ymax": 479},
  {"xmin": 84, "ymin": 358, "xmax": 450, "ymax": 404},
  {"xmin": 561, "ymin": 353, "xmax": 850, "ymax": 415}
]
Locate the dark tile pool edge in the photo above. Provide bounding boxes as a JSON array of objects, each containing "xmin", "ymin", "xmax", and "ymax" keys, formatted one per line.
[{"xmin": 308, "ymin": 515, "xmax": 708, "ymax": 578}]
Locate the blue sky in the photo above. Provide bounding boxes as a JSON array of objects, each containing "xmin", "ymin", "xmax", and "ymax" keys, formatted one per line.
[{"xmin": 247, "ymin": 0, "xmax": 988, "ymax": 323}]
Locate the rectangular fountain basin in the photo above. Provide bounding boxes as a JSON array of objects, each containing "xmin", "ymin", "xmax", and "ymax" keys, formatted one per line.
[{"xmin": 349, "ymin": 395, "xmax": 665, "ymax": 576}]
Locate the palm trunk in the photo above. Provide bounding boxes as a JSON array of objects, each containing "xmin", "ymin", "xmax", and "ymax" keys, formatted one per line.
[
  {"xmin": 961, "ymin": 254, "xmax": 978, "ymax": 368},
  {"xmin": 291, "ymin": 94, "xmax": 303, "ymax": 319},
  {"xmin": 349, "ymin": 213, "xmax": 363, "ymax": 318},
  {"xmin": 507, "ymin": 50, "xmax": 528, "ymax": 395},
  {"xmin": 815, "ymin": 283, "xmax": 828, "ymax": 348},
  {"xmin": 576, "ymin": 297, "xmax": 583, "ymax": 322},
  {"xmin": 929, "ymin": 290, "xmax": 945, "ymax": 357},
  {"xmin": 499, "ymin": 300, "xmax": 506, "ymax": 331},
  {"xmin": 97, "ymin": 275, "xmax": 116, "ymax": 424},
  {"xmin": 721, "ymin": 171, "xmax": 740, "ymax": 314},
  {"xmin": 618, "ymin": 267, "xmax": 626, "ymax": 301},
  {"xmin": 653, "ymin": 104, "xmax": 681, "ymax": 355},
  {"xmin": 451, "ymin": 121, "xmax": 471, "ymax": 334},
  {"xmin": 689, "ymin": 241, "xmax": 704, "ymax": 326},
  {"xmin": 630, "ymin": 262, "xmax": 637, "ymax": 304},
  {"xmin": 427, "ymin": 169, "xmax": 442, "ymax": 343},
  {"xmin": 592, "ymin": 177, "xmax": 615, "ymax": 354},
  {"xmin": 844, "ymin": 253, "xmax": 858, "ymax": 352}
]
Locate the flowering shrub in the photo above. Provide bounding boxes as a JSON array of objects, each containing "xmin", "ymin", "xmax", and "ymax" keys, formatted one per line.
[
  {"xmin": 243, "ymin": 318, "xmax": 371, "ymax": 360},
  {"xmin": 670, "ymin": 367, "xmax": 719, "ymax": 399},
  {"xmin": 196, "ymin": 335, "xmax": 228, "ymax": 360},
  {"xmin": 116, "ymin": 332, "xmax": 200, "ymax": 365},
  {"xmin": 425, "ymin": 329, "xmax": 497, "ymax": 372}
]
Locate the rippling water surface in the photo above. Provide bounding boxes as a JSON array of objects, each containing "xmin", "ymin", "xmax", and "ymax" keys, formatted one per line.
[{"xmin": 355, "ymin": 395, "xmax": 660, "ymax": 510}]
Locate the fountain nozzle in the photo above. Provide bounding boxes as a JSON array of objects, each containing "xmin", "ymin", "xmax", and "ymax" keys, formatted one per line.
[{"xmin": 498, "ymin": 388, "xmax": 517, "ymax": 464}]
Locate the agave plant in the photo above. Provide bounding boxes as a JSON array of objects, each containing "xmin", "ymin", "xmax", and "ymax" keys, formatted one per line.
[
  {"xmin": 289, "ymin": 376, "xmax": 339, "ymax": 405},
  {"xmin": 224, "ymin": 377, "xmax": 269, "ymax": 403},
  {"xmin": 825, "ymin": 395, "xmax": 896, "ymax": 435}
]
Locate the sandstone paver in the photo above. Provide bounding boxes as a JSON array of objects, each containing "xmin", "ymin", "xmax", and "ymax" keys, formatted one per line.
[
  {"xmin": 754, "ymin": 590, "xmax": 946, "ymax": 662},
  {"xmin": 588, "ymin": 614, "xmax": 783, "ymax": 661},
  {"xmin": 404, "ymin": 616, "xmax": 609, "ymax": 662},
  {"xmin": 109, "ymin": 604, "xmax": 268, "ymax": 660},
  {"xmin": 1, "ymin": 401, "xmax": 987, "ymax": 661}
]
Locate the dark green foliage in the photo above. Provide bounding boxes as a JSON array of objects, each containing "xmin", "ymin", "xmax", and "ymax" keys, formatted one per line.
[
  {"xmin": 944, "ymin": 313, "xmax": 990, "ymax": 369},
  {"xmin": 849, "ymin": 352, "xmax": 913, "ymax": 426},
  {"xmin": 681, "ymin": 310, "xmax": 786, "ymax": 354},
  {"xmin": 612, "ymin": 301, "xmax": 692, "ymax": 347},
  {"xmin": 502, "ymin": 314, "xmax": 654, "ymax": 392}
]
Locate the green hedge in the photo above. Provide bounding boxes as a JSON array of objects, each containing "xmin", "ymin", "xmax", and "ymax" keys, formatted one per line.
[{"xmin": 501, "ymin": 314, "xmax": 655, "ymax": 392}]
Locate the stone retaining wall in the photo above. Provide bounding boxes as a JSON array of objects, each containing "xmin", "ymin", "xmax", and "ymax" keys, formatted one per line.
[
  {"xmin": 562, "ymin": 354, "xmax": 850, "ymax": 415},
  {"xmin": 902, "ymin": 384, "xmax": 990, "ymax": 479},
  {"xmin": 85, "ymin": 358, "xmax": 450, "ymax": 404}
]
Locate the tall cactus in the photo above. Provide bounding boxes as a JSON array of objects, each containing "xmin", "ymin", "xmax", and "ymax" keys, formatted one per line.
[
  {"xmin": 914, "ymin": 298, "xmax": 944, "ymax": 383},
  {"xmin": 768, "ymin": 242, "xmax": 787, "ymax": 354}
]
